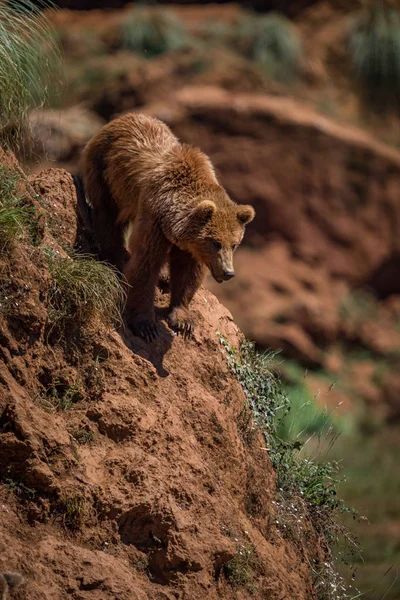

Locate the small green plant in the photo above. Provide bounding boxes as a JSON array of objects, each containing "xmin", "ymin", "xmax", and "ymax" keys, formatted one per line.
[
  {"xmin": 71, "ymin": 428, "xmax": 94, "ymax": 445},
  {"xmin": 61, "ymin": 493, "xmax": 86, "ymax": 530},
  {"xmin": 0, "ymin": 0, "xmax": 62, "ymax": 143},
  {"xmin": 348, "ymin": 3, "xmax": 400, "ymax": 113},
  {"xmin": 0, "ymin": 165, "xmax": 34, "ymax": 249},
  {"xmin": 219, "ymin": 336, "xmax": 288, "ymax": 436},
  {"xmin": 219, "ymin": 335, "xmax": 360, "ymax": 599},
  {"xmin": 121, "ymin": 8, "xmax": 190, "ymax": 58},
  {"xmin": 223, "ymin": 543, "xmax": 256, "ymax": 592},
  {"xmin": 236, "ymin": 12, "xmax": 302, "ymax": 82},
  {"xmin": 46, "ymin": 250, "xmax": 126, "ymax": 329},
  {"xmin": 2, "ymin": 467, "xmax": 36, "ymax": 500},
  {"xmin": 38, "ymin": 378, "xmax": 84, "ymax": 412}
]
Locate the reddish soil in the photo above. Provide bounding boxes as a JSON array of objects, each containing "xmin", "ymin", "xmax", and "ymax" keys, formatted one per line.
[{"xmin": 0, "ymin": 149, "xmax": 324, "ymax": 598}]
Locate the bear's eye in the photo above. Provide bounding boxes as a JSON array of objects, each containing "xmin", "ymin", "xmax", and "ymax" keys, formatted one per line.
[{"xmin": 212, "ymin": 240, "xmax": 222, "ymax": 250}]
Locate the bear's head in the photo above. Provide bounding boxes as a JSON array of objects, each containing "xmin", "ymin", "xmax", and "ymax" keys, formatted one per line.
[{"xmin": 184, "ymin": 191, "xmax": 255, "ymax": 283}]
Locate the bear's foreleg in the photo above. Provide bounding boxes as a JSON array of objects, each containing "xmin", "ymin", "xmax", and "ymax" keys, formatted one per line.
[
  {"xmin": 125, "ymin": 219, "xmax": 170, "ymax": 341},
  {"xmin": 168, "ymin": 245, "xmax": 206, "ymax": 335}
]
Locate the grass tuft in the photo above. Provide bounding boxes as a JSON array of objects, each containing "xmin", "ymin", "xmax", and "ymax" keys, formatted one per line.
[
  {"xmin": 37, "ymin": 378, "xmax": 84, "ymax": 412},
  {"xmin": 46, "ymin": 250, "xmax": 126, "ymax": 329},
  {"xmin": 348, "ymin": 3, "xmax": 400, "ymax": 113},
  {"xmin": 0, "ymin": 165, "xmax": 34, "ymax": 249},
  {"xmin": 121, "ymin": 8, "xmax": 190, "ymax": 58},
  {"xmin": 223, "ymin": 544, "xmax": 256, "ymax": 592},
  {"xmin": 61, "ymin": 493, "xmax": 86, "ymax": 530},
  {"xmin": 71, "ymin": 428, "xmax": 94, "ymax": 445},
  {"xmin": 236, "ymin": 12, "xmax": 302, "ymax": 82},
  {"xmin": 0, "ymin": 0, "xmax": 62, "ymax": 143}
]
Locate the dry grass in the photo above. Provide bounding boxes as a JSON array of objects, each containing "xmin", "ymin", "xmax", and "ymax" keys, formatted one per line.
[
  {"xmin": 37, "ymin": 378, "xmax": 84, "ymax": 412},
  {"xmin": 223, "ymin": 543, "xmax": 257, "ymax": 592},
  {"xmin": 0, "ymin": 165, "xmax": 33, "ymax": 250},
  {"xmin": 46, "ymin": 250, "xmax": 126, "ymax": 329},
  {"xmin": 60, "ymin": 493, "xmax": 86, "ymax": 531},
  {"xmin": 0, "ymin": 0, "xmax": 62, "ymax": 144}
]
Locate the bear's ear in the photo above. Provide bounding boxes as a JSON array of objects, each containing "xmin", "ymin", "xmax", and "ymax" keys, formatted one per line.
[
  {"xmin": 192, "ymin": 200, "xmax": 216, "ymax": 226},
  {"xmin": 237, "ymin": 205, "xmax": 255, "ymax": 225}
]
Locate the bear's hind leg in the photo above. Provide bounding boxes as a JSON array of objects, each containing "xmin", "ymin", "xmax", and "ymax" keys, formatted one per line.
[
  {"xmin": 83, "ymin": 141, "xmax": 130, "ymax": 273},
  {"xmin": 125, "ymin": 219, "xmax": 170, "ymax": 341},
  {"xmin": 168, "ymin": 246, "xmax": 206, "ymax": 335},
  {"xmin": 92, "ymin": 207, "xmax": 130, "ymax": 273}
]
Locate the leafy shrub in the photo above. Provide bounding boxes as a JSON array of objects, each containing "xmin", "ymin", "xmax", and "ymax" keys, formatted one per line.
[
  {"xmin": 121, "ymin": 8, "xmax": 189, "ymax": 58},
  {"xmin": 236, "ymin": 12, "xmax": 302, "ymax": 82},
  {"xmin": 222, "ymin": 339, "xmax": 288, "ymax": 435},
  {"xmin": 46, "ymin": 250, "xmax": 126, "ymax": 329},
  {"xmin": 0, "ymin": 165, "xmax": 34, "ymax": 249},
  {"xmin": 348, "ymin": 3, "xmax": 400, "ymax": 112},
  {"xmin": 219, "ymin": 335, "xmax": 360, "ymax": 599},
  {"xmin": 219, "ymin": 337, "xmax": 350, "ymax": 510},
  {"xmin": 0, "ymin": 0, "xmax": 62, "ymax": 142}
]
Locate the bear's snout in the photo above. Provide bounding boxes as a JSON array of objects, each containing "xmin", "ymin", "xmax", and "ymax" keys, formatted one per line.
[
  {"xmin": 222, "ymin": 270, "xmax": 235, "ymax": 281},
  {"xmin": 208, "ymin": 248, "xmax": 235, "ymax": 283}
]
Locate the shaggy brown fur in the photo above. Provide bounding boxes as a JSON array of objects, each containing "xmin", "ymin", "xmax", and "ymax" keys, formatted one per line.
[
  {"xmin": 0, "ymin": 572, "xmax": 24, "ymax": 600},
  {"xmin": 82, "ymin": 112, "xmax": 255, "ymax": 340}
]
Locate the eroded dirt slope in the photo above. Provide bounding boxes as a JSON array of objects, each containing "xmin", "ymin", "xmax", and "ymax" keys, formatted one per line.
[{"xmin": 0, "ymin": 153, "xmax": 320, "ymax": 598}]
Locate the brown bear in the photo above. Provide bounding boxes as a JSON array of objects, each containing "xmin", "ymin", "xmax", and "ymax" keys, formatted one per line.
[{"xmin": 82, "ymin": 112, "xmax": 255, "ymax": 341}]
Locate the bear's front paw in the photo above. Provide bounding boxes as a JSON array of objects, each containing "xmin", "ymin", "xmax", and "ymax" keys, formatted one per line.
[
  {"xmin": 130, "ymin": 318, "xmax": 160, "ymax": 342},
  {"xmin": 167, "ymin": 307, "xmax": 194, "ymax": 337}
]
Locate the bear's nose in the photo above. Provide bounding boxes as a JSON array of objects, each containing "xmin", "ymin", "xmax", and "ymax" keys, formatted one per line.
[{"xmin": 223, "ymin": 270, "xmax": 235, "ymax": 281}]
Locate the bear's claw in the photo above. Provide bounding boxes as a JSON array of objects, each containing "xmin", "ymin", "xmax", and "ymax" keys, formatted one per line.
[
  {"xmin": 167, "ymin": 308, "xmax": 194, "ymax": 338},
  {"xmin": 131, "ymin": 319, "xmax": 160, "ymax": 342}
]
